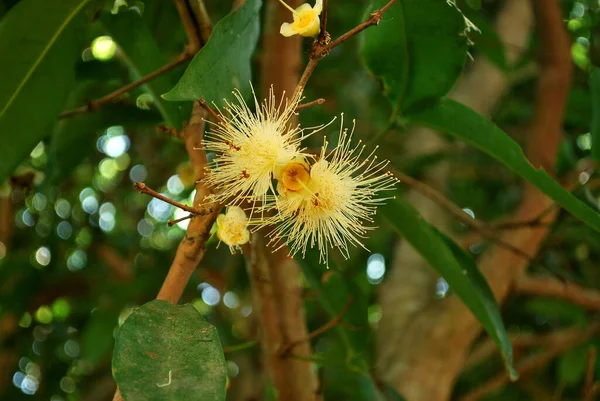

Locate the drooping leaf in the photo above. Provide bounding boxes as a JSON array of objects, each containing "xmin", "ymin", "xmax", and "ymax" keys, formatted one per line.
[
  {"xmin": 101, "ymin": 10, "xmax": 185, "ymax": 128},
  {"xmin": 381, "ymin": 196, "xmax": 517, "ymax": 379},
  {"xmin": 112, "ymin": 300, "xmax": 226, "ymax": 401},
  {"xmin": 0, "ymin": 0, "xmax": 90, "ymax": 184},
  {"xmin": 408, "ymin": 98, "xmax": 600, "ymax": 233},
  {"xmin": 590, "ymin": 68, "xmax": 600, "ymax": 162},
  {"xmin": 360, "ymin": 0, "xmax": 468, "ymax": 113},
  {"xmin": 162, "ymin": 0, "xmax": 261, "ymax": 105}
]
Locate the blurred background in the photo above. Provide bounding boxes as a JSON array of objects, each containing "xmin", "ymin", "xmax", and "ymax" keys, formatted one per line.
[{"xmin": 1, "ymin": 0, "xmax": 600, "ymax": 400}]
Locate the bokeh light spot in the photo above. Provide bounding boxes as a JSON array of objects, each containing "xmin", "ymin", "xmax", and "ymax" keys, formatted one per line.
[{"xmin": 91, "ymin": 36, "xmax": 117, "ymax": 61}]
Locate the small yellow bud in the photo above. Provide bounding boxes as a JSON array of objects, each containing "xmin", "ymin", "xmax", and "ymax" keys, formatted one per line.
[
  {"xmin": 216, "ymin": 206, "xmax": 250, "ymax": 254},
  {"xmin": 279, "ymin": 0, "xmax": 323, "ymax": 38}
]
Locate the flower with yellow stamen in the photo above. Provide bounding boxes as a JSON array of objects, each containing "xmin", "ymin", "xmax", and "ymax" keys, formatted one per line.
[
  {"xmin": 279, "ymin": 0, "xmax": 323, "ymax": 38},
  {"xmin": 203, "ymin": 86, "xmax": 318, "ymax": 208},
  {"xmin": 216, "ymin": 206, "xmax": 250, "ymax": 254},
  {"xmin": 262, "ymin": 117, "xmax": 398, "ymax": 265}
]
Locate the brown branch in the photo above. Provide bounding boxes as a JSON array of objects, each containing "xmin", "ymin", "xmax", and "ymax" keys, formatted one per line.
[
  {"xmin": 133, "ymin": 182, "xmax": 212, "ymax": 216},
  {"xmin": 296, "ymin": 98, "xmax": 325, "ymax": 111},
  {"xmin": 393, "ymin": 170, "xmax": 536, "ymax": 261},
  {"xmin": 294, "ymin": 0, "xmax": 397, "ymax": 95},
  {"xmin": 168, "ymin": 214, "xmax": 194, "ymax": 227},
  {"xmin": 197, "ymin": 99, "xmax": 225, "ymax": 125},
  {"xmin": 59, "ymin": 52, "xmax": 192, "ymax": 119},
  {"xmin": 516, "ymin": 275, "xmax": 600, "ymax": 311},
  {"xmin": 279, "ymin": 296, "xmax": 353, "ymax": 357},
  {"xmin": 187, "ymin": 0, "xmax": 212, "ymax": 44},
  {"xmin": 317, "ymin": 0, "xmax": 329, "ymax": 46},
  {"xmin": 460, "ymin": 323, "xmax": 600, "ymax": 401},
  {"xmin": 584, "ymin": 346, "xmax": 597, "ymax": 401},
  {"xmin": 173, "ymin": 0, "xmax": 201, "ymax": 53}
]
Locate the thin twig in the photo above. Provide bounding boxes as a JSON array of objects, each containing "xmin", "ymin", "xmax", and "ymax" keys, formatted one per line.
[
  {"xmin": 279, "ymin": 296, "xmax": 353, "ymax": 357},
  {"xmin": 460, "ymin": 323, "xmax": 600, "ymax": 401},
  {"xmin": 59, "ymin": 52, "xmax": 192, "ymax": 119},
  {"xmin": 223, "ymin": 340, "xmax": 257, "ymax": 354},
  {"xmin": 188, "ymin": 0, "xmax": 212, "ymax": 44},
  {"xmin": 133, "ymin": 182, "xmax": 212, "ymax": 216},
  {"xmin": 168, "ymin": 214, "xmax": 194, "ymax": 227},
  {"xmin": 490, "ymin": 203, "xmax": 558, "ymax": 230},
  {"xmin": 173, "ymin": 0, "xmax": 201, "ymax": 53},
  {"xmin": 296, "ymin": 98, "xmax": 325, "ymax": 111},
  {"xmin": 294, "ymin": 0, "xmax": 397, "ymax": 96},
  {"xmin": 516, "ymin": 275, "xmax": 600, "ymax": 311},
  {"xmin": 157, "ymin": 124, "xmax": 182, "ymax": 139},
  {"xmin": 197, "ymin": 99, "xmax": 225, "ymax": 125},
  {"xmin": 584, "ymin": 346, "xmax": 597, "ymax": 401},
  {"xmin": 393, "ymin": 170, "xmax": 536, "ymax": 261},
  {"xmin": 318, "ymin": 0, "xmax": 329, "ymax": 45}
]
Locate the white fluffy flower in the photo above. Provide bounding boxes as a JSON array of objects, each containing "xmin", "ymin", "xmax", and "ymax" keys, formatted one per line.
[
  {"xmin": 203, "ymin": 87, "xmax": 315, "ymax": 208},
  {"xmin": 262, "ymin": 118, "xmax": 398, "ymax": 265}
]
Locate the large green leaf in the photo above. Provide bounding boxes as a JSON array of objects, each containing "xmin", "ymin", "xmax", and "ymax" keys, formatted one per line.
[
  {"xmin": 113, "ymin": 300, "xmax": 226, "ymax": 401},
  {"xmin": 0, "ymin": 0, "xmax": 89, "ymax": 184},
  {"xmin": 590, "ymin": 68, "xmax": 600, "ymax": 162},
  {"xmin": 162, "ymin": 0, "xmax": 261, "ymax": 105},
  {"xmin": 408, "ymin": 98, "xmax": 600, "ymax": 233},
  {"xmin": 381, "ymin": 196, "xmax": 517, "ymax": 379},
  {"xmin": 101, "ymin": 10, "xmax": 185, "ymax": 128},
  {"xmin": 360, "ymin": 0, "xmax": 468, "ymax": 113}
]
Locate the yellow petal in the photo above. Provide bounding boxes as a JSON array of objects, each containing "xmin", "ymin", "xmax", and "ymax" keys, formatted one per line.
[
  {"xmin": 293, "ymin": 3, "xmax": 313, "ymax": 19},
  {"xmin": 280, "ymin": 22, "xmax": 297, "ymax": 37},
  {"xmin": 294, "ymin": 15, "xmax": 320, "ymax": 37},
  {"xmin": 313, "ymin": 0, "xmax": 323, "ymax": 14}
]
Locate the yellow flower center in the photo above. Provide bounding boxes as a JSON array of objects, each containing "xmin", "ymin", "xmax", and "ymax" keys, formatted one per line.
[
  {"xmin": 295, "ymin": 10, "xmax": 317, "ymax": 30},
  {"xmin": 279, "ymin": 161, "xmax": 311, "ymax": 192}
]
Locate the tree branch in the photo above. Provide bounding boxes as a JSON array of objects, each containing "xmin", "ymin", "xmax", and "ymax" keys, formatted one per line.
[
  {"xmin": 59, "ymin": 52, "xmax": 192, "ymax": 119},
  {"xmin": 173, "ymin": 0, "xmax": 201, "ymax": 53},
  {"xmin": 133, "ymin": 182, "xmax": 213, "ymax": 216},
  {"xmin": 278, "ymin": 296, "xmax": 353, "ymax": 357},
  {"xmin": 460, "ymin": 323, "xmax": 600, "ymax": 401},
  {"xmin": 294, "ymin": 0, "xmax": 397, "ymax": 95},
  {"xmin": 516, "ymin": 275, "xmax": 600, "ymax": 311}
]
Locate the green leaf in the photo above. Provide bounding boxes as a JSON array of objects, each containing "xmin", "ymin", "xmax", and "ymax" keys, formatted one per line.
[
  {"xmin": 557, "ymin": 345, "xmax": 588, "ymax": 386},
  {"xmin": 162, "ymin": 0, "xmax": 261, "ymax": 105},
  {"xmin": 381, "ymin": 196, "xmax": 517, "ymax": 379},
  {"xmin": 408, "ymin": 98, "xmax": 600, "ymax": 233},
  {"xmin": 360, "ymin": 0, "xmax": 468, "ymax": 113},
  {"xmin": 101, "ymin": 10, "xmax": 185, "ymax": 128},
  {"xmin": 590, "ymin": 68, "xmax": 600, "ymax": 162},
  {"xmin": 0, "ymin": 0, "xmax": 90, "ymax": 184},
  {"xmin": 113, "ymin": 300, "xmax": 226, "ymax": 401}
]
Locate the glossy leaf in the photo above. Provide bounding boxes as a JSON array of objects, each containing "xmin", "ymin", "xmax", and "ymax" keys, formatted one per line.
[
  {"xmin": 162, "ymin": 0, "xmax": 261, "ymax": 105},
  {"xmin": 113, "ymin": 300, "xmax": 226, "ymax": 401},
  {"xmin": 101, "ymin": 10, "xmax": 185, "ymax": 128},
  {"xmin": 409, "ymin": 98, "xmax": 600, "ymax": 232},
  {"xmin": 0, "ymin": 0, "xmax": 89, "ymax": 184},
  {"xmin": 360, "ymin": 0, "xmax": 468, "ymax": 113},
  {"xmin": 381, "ymin": 196, "xmax": 517, "ymax": 379}
]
